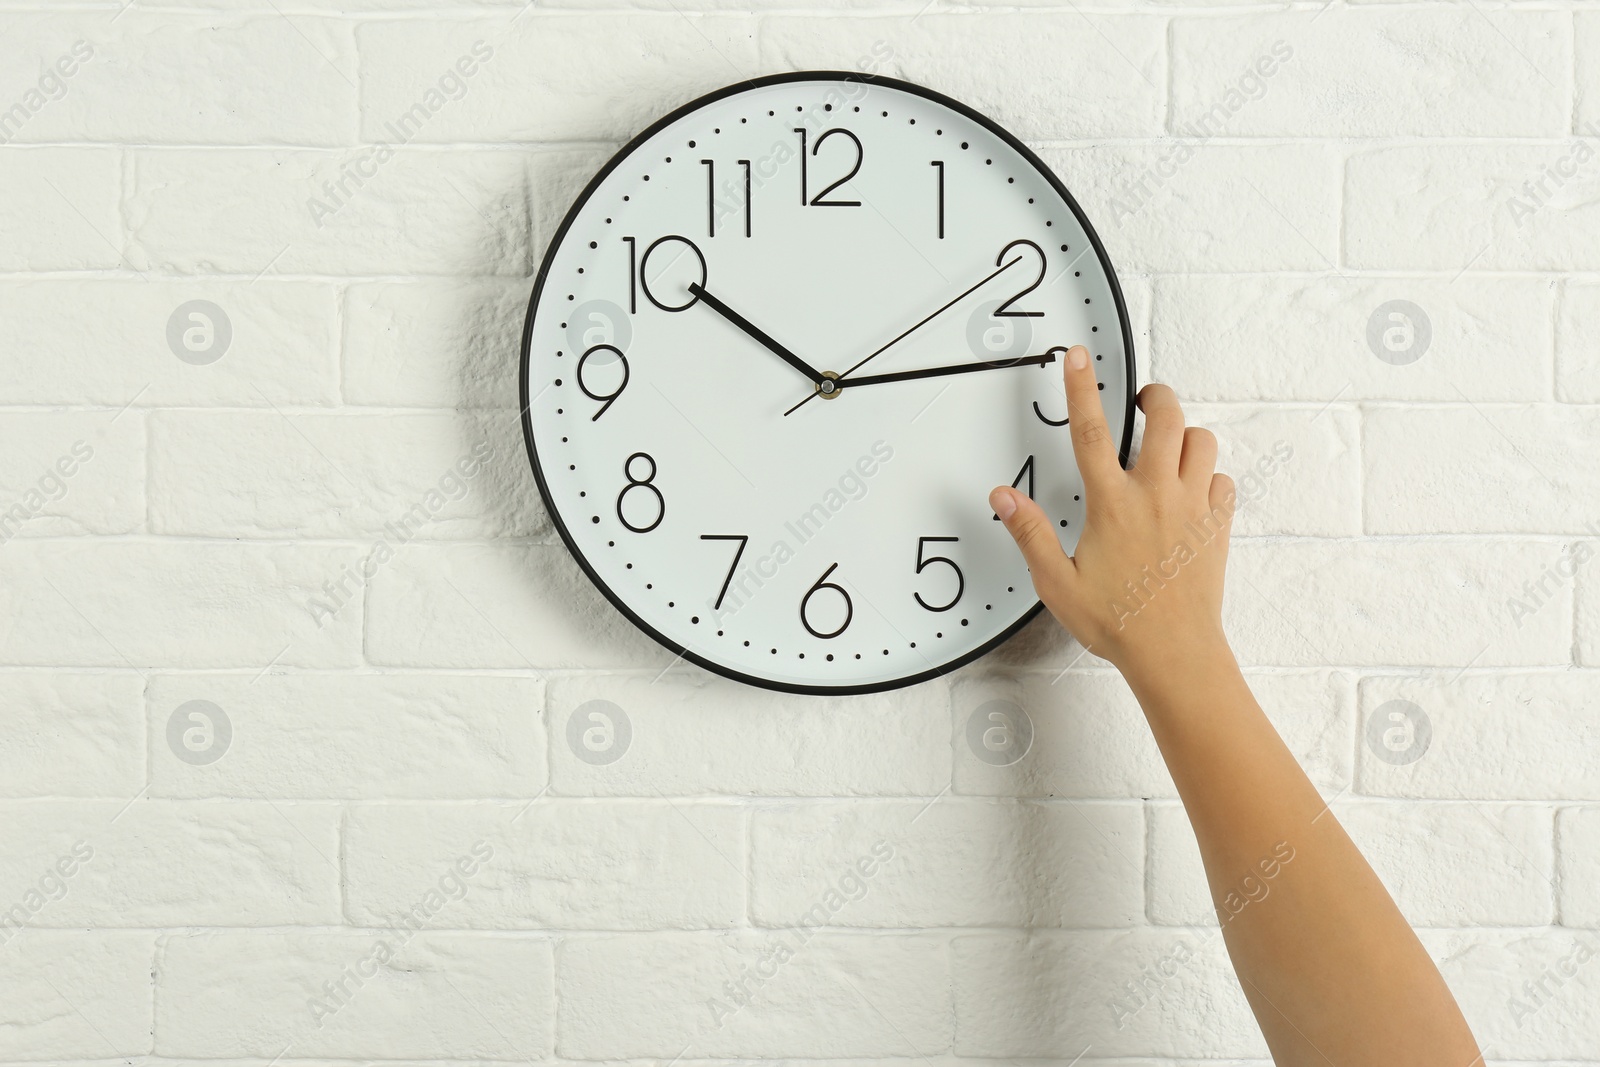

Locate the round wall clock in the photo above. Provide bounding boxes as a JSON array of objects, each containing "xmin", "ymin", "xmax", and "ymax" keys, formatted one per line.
[{"xmin": 520, "ymin": 72, "xmax": 1135, "ymax": 695}]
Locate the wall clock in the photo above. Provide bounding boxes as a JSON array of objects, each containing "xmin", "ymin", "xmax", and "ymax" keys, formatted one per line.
[{"xmin": 520, "ymin": 72, "xmax": 1135, "ymax": 695}]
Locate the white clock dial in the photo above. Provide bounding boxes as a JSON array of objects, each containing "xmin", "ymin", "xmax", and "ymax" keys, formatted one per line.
[{"xmin": 520, "ymin": 72, "xmax": 1135, "ymax": 694}]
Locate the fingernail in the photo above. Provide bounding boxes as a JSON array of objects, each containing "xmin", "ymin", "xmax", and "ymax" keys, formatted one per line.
[
  {"xmin": 1068, "ymin": 346, "xmax": 1089, "ymax": 370},
  {"xmin": 989, "ymin": 487, "xmax": 1017, "ymax": 521}
]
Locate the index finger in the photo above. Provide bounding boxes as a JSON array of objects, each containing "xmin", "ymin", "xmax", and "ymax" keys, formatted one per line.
[{"xmin": 1058, "ymin": 344, "xmax": 1123, "ymax": 495}]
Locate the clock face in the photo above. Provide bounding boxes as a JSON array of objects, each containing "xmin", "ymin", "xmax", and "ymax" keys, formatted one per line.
[{"xmin": 520, "ymin": 72, "xmax": 1135, "ymax": 694}]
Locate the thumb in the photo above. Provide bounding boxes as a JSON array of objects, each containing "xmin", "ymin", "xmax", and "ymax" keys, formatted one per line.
[{"xmin": 989, "ymin": 486, "xmax": 1075, "ymax": 591}]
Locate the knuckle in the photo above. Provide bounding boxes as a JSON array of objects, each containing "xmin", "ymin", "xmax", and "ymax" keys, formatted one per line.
[
  {"xmin": 1078, "ymin": 419, "xmax": 1110, "ymax": 448},
  {"xmin": 1012, "ymin": 517, "xmax": 1056, "ymax": 556}
]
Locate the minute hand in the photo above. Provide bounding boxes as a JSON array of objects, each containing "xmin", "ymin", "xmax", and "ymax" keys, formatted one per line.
[{"xmin": 842, "ymin": 352, "xmax": 1058, "ymax": 389}]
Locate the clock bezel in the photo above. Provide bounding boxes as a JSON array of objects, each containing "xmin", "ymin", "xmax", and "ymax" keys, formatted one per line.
[{"xmin": 518, "ymin": 70, "xmax": 1138, "ymax": 696}]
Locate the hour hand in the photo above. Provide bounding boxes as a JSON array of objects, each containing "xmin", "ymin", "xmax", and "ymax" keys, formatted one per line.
[
  {"xmin": 688, "ymin": 283, "xmax": 824, "ymax": 385},
  {"xmin": 842, "ymin": 350, "xmax": 1059, "ymax": 390}
]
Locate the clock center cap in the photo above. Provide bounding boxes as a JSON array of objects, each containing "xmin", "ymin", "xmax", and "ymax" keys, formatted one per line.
[{"xmin": 818, "ymin": 371, "xmax": 842, "ymax": 399}]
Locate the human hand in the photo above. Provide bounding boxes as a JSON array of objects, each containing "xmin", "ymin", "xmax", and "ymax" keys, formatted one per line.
[
  {"xmin": 988, "ymin": 345, "xmax": 1237, "ymax": 684},
  {"xmin": 989, "ymin": 352, "xmax": 1482, "ymax": 1066}
]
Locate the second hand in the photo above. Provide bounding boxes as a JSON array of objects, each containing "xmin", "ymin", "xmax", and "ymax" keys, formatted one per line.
[{"xmin": 783, "ymin": 255, "xmax": 1022, "ymax": 417}]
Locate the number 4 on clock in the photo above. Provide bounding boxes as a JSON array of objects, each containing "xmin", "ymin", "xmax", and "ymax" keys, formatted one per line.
[{"xmin": 992, "ymin": 455, "xmax": 1035, "ymax": 520}]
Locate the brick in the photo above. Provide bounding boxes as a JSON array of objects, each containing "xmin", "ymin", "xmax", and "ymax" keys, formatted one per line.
[
  {"xmin": 160, "ymin": 0, "xmax": 520, "ymax": 7},
  {"xmin": 345, "ymin": 801, "xmax": 743, "ymax": 929},
  {"xmin": 750, "ymin": 799, "xmax": 1142, "ymax": 928},
  {"xmin": 1150, "ymin": 274, "xmax": 1554, "ymax": 402},
  {"xmin": 1148, "ymin": 800, "xmax": 1553, "ymax": 927},
  {"xmin": 1579, "ymin": 570, "xmax": 1600, "ymax": 667},
  {"xmin": 149, "ymin": 410, "xmax": 547, "ymax": 539},
  {"xmin": 1424, "ymin": 928, "xmax": 1600, "ymax": 1060},
  {"xmin": 1358, "ymin": 673, "xmax": 1600, "ymax": 799},
  {"xmin": 0, "ymin": 280, "xmax": 339, "ymax": 407},
  {"xmin": 558, "ymin": 932, "xmax": 950, "ymax": 1058},
  {"xmin": 1225, "ymin": 539, "xmax": 1568, "ymax": 667},
  {"xmin": 0, "ymin": 148, "xmax": 120, "ymax": 270},
  {"xmin": 953, "ymin": 670, "xmax": 1354, "ymax": 798},
  {"xmin": 1366, "ymin": 406, "xmax": 1600, "ymax": 534},
  {"xmin": 550, "ymin": 0, "xmax": 926, "ymax": 7},
  {"xmin": 760, "ymin": 16, "xmax": 1164, "ymax": 140},
  {"xmin": 0, "ymin": 931, "xmax": 153, "ymax": 1058},
  {"xmin": 0, "ymin": 412, "xmax": 143, "ymax": 538},
  {"xmin": 127, "ymin": 148, "xmax": 531, "ymax": 276},
  {"xmin": 1347, "ymin": 144, "xmax": 1600, "ymax": 271},
  {"xmin": 1579, "ymin": 13, "xmax": 1600, "ymax": 133},
  {"xmin": 0, "ymin": 541, "xmax": 362, "ymax": 668},
  {"xmin": 156, "ymin": 931, "xmax": 552, "ymax": 1057},
  {"xmin": 342, "ymin": 279, "xmax": 527, "ymax": 407},
  {"xmin": 548, "ymin": 671, "xmax": 949, "ymax": 796},
  {"xmin": 1171, "ymin": 10, "xmax": 1569, "ymax": 137},
  {"xmin": 1557, "ymin": 281, "xmax": 1600, "ymax": 402},
  {"xmin": 0, "ymin": 672, "xmax": 142, "ymax": 797},
  {"xmin": 147, "ymin": 673, "xmax": 544, "ymax": 799},
  {"xmin": 1559, "ymin": 806, "xmax": 1600, "ymax": 926},
  {"xmin": 1041, "ymin": 143, "xmax": 1341, "ymax": 273},
  {"xmin": 357, "ymin": 16, "xmax": 759, "ymax": 143},
  {"xmin": 528, "ymin": 147, "xmax": 619, "ymax": 259},
  {"xmin": 1186, "ymin": 403, "xmax": 1359, "ymax": 536},
  {"xmin": 952, "ymin": 931, "xmax": 1264, "ymax": 1058},
  {"xmin": 0, "ymin": 800, "xmax": 340, "ymax": 925},
  {"xmin": 0, "ymin": 13, "xmax": 356, "ymax": 144},
  {"xmin": 365, "ymin": 543, "xmax": 672, "ymax": 669}
]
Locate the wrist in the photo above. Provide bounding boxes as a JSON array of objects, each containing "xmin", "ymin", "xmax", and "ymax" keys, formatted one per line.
[{"xmin": 1111, "ymin": 627, "xmax": 1242, "ymax": 705}]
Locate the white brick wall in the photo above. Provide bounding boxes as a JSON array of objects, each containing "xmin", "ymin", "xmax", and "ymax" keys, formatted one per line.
[{"xmin": 1, "ymin": 1, "xmax": 1597, "ymax": 1063}]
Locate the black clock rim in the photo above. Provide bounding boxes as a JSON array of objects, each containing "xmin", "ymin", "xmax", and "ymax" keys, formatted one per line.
[{"xmin": 519, "ymin": 70, "xmax": 1138, "ymax": 697}]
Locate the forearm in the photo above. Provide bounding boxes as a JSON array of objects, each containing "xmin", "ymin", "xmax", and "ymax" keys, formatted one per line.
[
  {"xmin": 992, "ymin": 353, "xmax": 1479, "ymax": 1062},
  {"xmin": 1124, "ymin": 644, "xmax": 1481, "ymax": 1066}
]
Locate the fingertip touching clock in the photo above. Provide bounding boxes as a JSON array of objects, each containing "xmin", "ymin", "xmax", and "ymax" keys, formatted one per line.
[{"xmin": 519, "ymin": 72, "xmax": 1136, "ymax": 695}]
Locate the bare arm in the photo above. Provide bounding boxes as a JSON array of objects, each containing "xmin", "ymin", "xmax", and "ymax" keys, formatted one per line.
[{"xmin": 988, "ymin": 345, "xmax": 1480, "ymax": 1066}]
